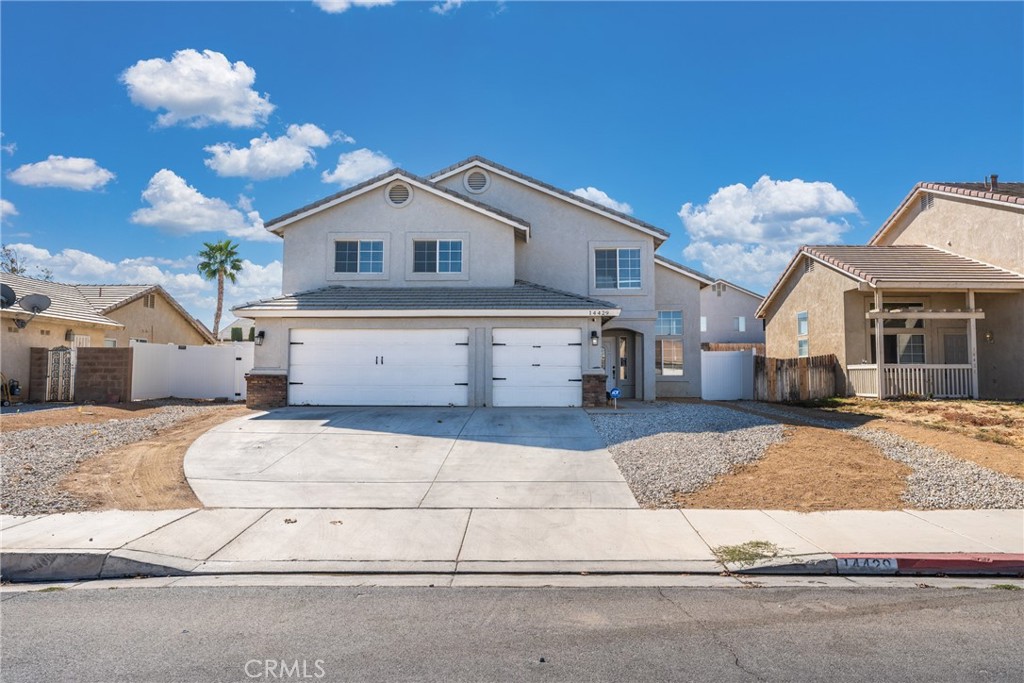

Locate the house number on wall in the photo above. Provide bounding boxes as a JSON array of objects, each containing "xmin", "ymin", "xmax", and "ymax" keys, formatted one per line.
[{"xmin": 589, "ymin": 310, "xmax": 613, "ymax": 316}]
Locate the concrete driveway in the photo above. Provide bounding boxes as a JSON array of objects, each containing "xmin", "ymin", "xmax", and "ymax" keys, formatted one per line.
[{"xmin": 184, "ymin": 407, "xmax": 639, "ymax": 509}]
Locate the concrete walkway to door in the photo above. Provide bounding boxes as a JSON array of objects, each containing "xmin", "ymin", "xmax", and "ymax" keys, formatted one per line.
[{"xmin": 184, "ymin": 407, "xmax": 639, "ymax": 509}]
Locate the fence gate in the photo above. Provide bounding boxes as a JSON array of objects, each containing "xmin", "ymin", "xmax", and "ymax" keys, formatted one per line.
[
  {"xmin": 45, "ymin": 346, "xmax": 74, "ymax": 402},
  {"xmin": 700, "ymin": 350, "xmax": 754, "ymax": 401}
]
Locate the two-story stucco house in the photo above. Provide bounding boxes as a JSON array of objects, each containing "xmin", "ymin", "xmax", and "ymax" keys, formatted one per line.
[
  {"xmin": 235, "ymin": 156, "xmax": 711, "ymax": 408},
  {"xmin": 699, "ymin": 279, "xmax": 765, "ymax": 348},
  {"xmin": 756, "ymin": 178, "xmax": 1024, "ymax": 400}
]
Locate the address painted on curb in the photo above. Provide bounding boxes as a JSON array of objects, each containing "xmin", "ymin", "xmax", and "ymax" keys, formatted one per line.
[{"xmin": 836, "ymin": 557, "xmax": 899, "ymax": 575}]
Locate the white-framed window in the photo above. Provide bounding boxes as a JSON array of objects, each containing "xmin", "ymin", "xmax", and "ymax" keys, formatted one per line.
[
  {"xmin": 655, "ymin": 339, "xmax": 683, "ymax": 376},
  {"xmin": 700, "ymin": 316, "xmax": 707, "ymax": 332},
  {"xmin": 594, "ymin": 247, "xmax": 642, "ymax": 289},
  {"xmin": 103, "ymin": 339, "xmax": 117, "ymax": 348},
  {"xmin": 413, "ymin": 239, "xmax": 462, "ymax": 273},
  {"xmin": 334, "ymin": 239, "xmax": 384, "ymax": 274},
  {"xmin": 656, "ymin": 310, "xmax": 682, "ymax": 336},
  {"xmin": 868, "ymin": 301, "xmax": 928, "ymax": 365},
  {"xmin": 796, "ymin": 311, "xmax": 809, "ymax": 357},
  {"xmin": 655, "ymin": 309, "xmax": 683, "ymax": 376},
  {"xmin": 733, "ymin": 316, "xmax": 746, "ymax": 332}
]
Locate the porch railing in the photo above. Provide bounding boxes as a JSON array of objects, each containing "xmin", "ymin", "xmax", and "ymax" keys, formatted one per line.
[{"xmin": 846, "ymin": 364, "xmax": 974, "ymax": 399}]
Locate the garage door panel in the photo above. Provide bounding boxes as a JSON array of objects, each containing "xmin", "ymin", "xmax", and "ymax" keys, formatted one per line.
[
  {"xmin": 289, "ymin": 328, "xmax": 468, "ymax": 406},
  {"xmin": 491, "ymin": 328, "xmax": 582, "ymax": 407}
]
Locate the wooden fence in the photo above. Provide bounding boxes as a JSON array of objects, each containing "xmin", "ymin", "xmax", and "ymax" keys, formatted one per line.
[
  {"xmin": 755, "ymin": 354, "xmax": 837, "ymax": 402},
  {"xmin": 701, "ymin": 342, "xmax": 765, "ymax": 355}
]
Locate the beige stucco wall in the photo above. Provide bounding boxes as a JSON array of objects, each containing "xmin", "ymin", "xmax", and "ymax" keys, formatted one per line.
[
  {"xmin": 435, "ymin": 168, "xmax": 663, "ymax": 400},
  {"xmin": 876, "ymin": 194, "xmax": 1024, "ymax": 273},
  {"xmin": 0, "ymin": 315, "xmax": 111, "ymax": 399},
  {"xmin": 250, "ymin": 314, "xmax": 606, "ymax": 407},
  {"xmin": 700, "ymin": 285, "xmax": 766, "ymax": 344},
  {"xmin": 280, "ymin": 185, "xmax": 517, "ymax": 294},
  {"xmin": 104, "ymin": 293, "xmax": 209, "ymax": 348},
  {"xmin": 654, "ymin": 264, "xmax": 702, "ymax": 397},
  {"xmin": 975, "ymin": 292, "xmax": 1024, "ymax": 399}
]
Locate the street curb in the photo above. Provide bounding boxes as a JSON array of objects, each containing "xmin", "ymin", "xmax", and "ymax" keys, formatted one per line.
[
  {"xmin": 834, "ymin": 553, "xmax": 1024, "ymax": 577},
  {"xmin": 5, "ymin": 551, "xmax": 1023, "ymax": 583}
]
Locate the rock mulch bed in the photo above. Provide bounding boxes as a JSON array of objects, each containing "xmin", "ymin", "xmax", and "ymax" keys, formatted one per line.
[
  {"xmin": 1, "ymin": 404, "xmax": 223, "ymax": 516},
  {"xmin": 589, "ymin": 403, "xmax": 784, "ymax": 508}
]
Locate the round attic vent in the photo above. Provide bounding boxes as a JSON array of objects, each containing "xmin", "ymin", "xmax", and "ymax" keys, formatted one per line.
[
  {"xmin": 464, "ymin": 169, "xmax": 490, "ymax": 194},
  {"xmin": 386, "ymin": 182, "xmax": 412, "ymax": 207}
]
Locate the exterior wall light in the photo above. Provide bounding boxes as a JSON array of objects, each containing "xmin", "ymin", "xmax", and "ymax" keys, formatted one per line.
[
  {"xmin": 984, "ymin": 330, "xmax": 995, "ymax": 344},
  {"xmin": 591, "ymin": 330, "xmax": 599, "ymax": 346},
  {"xmin": 255, "ymin": 330, "xmax": 265, "ymax": 346}
]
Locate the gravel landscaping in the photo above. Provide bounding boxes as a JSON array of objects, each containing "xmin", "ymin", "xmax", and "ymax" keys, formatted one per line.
[
  {"xmin": 590, "ymin": 402, "xmax": 784, "ymax": 507},
  {"xmin": 1, "ymin": 404, "xmax": 226, "ymax": 516}
]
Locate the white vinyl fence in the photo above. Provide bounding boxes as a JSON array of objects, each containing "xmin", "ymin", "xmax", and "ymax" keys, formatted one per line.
[
  {"xmin": 131, "ymin": 342, "xmax": 254, "ymax": 401},
  {"xmin": 700, "ymin": 350, "xmax": 754, "ymax": 401}
]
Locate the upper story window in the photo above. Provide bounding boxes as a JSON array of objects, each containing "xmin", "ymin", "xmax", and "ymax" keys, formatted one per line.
[
  {"xmin": 656, "ymin": 310, "xmax": 682, "ymax": 336},
  {"xmin": 413, "ymin": 239, "xmax": 462, "ymax": 273},
  {"xmin": 733, "ymin": 316, "xmax": 746, "ymax": 332},
  {"xmin": 595, "ymin": 248, "xmax": 641, "ymax": 289},
  {"xmin": 335, "ymin": 240, "xmax": 384, "ymax": 274}
]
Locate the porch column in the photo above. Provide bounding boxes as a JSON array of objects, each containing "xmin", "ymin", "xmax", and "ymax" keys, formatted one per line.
[
  {"xmin": 967, "ymin": 289, "xmax": 979, "ymax": 399},
  {"xmin": 873, "ymin": 288, "xmax": 885, "ymax": 398}
]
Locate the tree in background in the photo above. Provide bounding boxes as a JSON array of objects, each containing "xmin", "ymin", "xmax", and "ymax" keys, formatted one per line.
[
  {"xmin": 197, "ymin": 240, "xmax": 243, "ymax": 339},
  {"xmin": 1, "ymin": 244, "xmax": 53, "ymax": 281}
]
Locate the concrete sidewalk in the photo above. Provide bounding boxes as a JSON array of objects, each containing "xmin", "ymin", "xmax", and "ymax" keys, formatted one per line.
[{"xmin": 2, "ymin": 508, "xmax": 1021, "ymax": 582}]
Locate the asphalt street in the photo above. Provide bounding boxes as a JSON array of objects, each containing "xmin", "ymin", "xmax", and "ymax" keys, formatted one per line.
[{"xmin": 2, "ymin": 585, "xmax": 1022, "ymax": 682}]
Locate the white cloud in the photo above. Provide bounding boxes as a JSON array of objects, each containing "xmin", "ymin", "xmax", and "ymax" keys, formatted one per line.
[
  {"xmin": 314, "ymin": 0, "xmax": 395, "ymax": 14},
  {"xmin": 321, "ymin": 148, "xmax": 394, "ymax": 186},
  {"xmin": 571, "ymin": 186, "xmax": 633, "ymax": 215},
  {"xmin": 4, "ymin": 242, "xmax": 282, "ymax": 330},
  {"xmin": 678, "ymin": 175, "xmax": 858, "ymax": 289},
  {"xmin": 1, "ymin": 132, "xmax": 15, "ymax": 156},
  {"xmin": 0, "ymin": 199, "xmax": 18, "ymax": 223},
  {"xmin": 204, "ymin": 124, "xmax": 337, "ymax": 180},
  {"xmin": 120, "ymin": 49, "xmax": 275, "ymax": 128},
  {"xmin": 7, "ymin": 155, "xmax": 115, "ymax": 191},
  {"xmin": 431, "ymin": 0, "xmax": 463, "ymax": 15},
  {"xmin": 131, "ymin": 169, "xmax": 276, "ymax": 242}
]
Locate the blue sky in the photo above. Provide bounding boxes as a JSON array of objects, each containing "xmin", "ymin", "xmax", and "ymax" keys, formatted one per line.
[{"xmin": 2, "ymin": 1, "xmax": 1021, "ymax": 329}]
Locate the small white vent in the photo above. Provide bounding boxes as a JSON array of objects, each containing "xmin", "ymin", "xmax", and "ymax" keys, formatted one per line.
[
  {"xmin": 920, "ymin": 193, "xmax": 934, "ymax": 211},
  {"xmin": 714, "ymin": 282, "xmax": 726, "ymax": 296},
  {"xmin": 386, "ymin": 182, "xmax": 411, "ymax": 206},
  {"xmin": 464, "ymin": 169, "xmax": 490, "ymax": 194}
]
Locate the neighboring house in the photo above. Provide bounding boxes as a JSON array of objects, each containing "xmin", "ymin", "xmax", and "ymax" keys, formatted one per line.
[
  {"xmin": 235, "ymin": 156, "xmax": 712, "ymax": 408},
  {"xmin": 699, "ymin": 279, "xmax": 765, "ymax": 346},
  {"xmin": 218, "ymin": 317, "xmax": 255, "ymax": 342},
  {"xmin": 1, "ymin": 273, "xmax": 214, "ymax": 396},
  {"xmin": 756, "ymin": 178, "xmax": 1024, "ymax": 400}
]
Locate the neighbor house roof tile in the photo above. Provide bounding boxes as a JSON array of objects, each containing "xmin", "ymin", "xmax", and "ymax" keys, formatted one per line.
[{"xmin": 803, "ymin": 245, "xmax": 1024, "ymax": 286}]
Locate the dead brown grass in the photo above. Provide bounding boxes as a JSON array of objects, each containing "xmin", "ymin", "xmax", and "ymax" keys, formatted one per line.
[
  {"xmin": 677, "ymin": 425, "xmax": 912, "ymax": 511},
  {"xmin": 59, "ymin": 405, "xmax": 249, "ymax": 510}
]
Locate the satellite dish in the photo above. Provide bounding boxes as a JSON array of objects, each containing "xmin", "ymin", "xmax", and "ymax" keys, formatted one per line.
[
  {"xmin": 0, "ymin": 283, "xmax": 15, "ymax": 309},
  {"xmin": 20, "ymin": 293, "xmax": 51, "ymax": 314}
]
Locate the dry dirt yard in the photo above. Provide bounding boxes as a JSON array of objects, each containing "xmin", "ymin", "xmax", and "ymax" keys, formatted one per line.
[
  {"xmin": 1, "ymin": 401, "xmax": 248, "ymax": 514},
  {"xmin": 675, "ymin": 400, "xmax": 1024, "ymax": 511}
]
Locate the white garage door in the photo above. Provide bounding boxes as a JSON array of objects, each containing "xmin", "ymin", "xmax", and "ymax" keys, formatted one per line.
[
  {"xmin": 289, "ymin": 328, "xmax": 469, "ymax": 406},
  {"xmin": 492, "ymin": 328, "xmax": 583, "ymax": 407}
]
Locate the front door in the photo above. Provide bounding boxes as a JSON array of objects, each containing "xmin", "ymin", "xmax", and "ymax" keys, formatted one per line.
[{"xmin": 601, "ymin": 333, "xmax": 635, "ymax": 399}]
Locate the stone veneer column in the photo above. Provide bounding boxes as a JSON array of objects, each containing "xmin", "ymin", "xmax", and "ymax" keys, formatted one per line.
[
  {"xmin": 246, "ymin": 373, "xmax": 288, "ymax": 409},
  {"xmin": 582, "ymin": 372, "xmax": 608, "ymax": 408}
]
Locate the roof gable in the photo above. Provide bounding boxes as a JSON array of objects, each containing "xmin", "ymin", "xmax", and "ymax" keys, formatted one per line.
[
  {"xmin": 429, "ymin": 156, "xmax": 670, "ymax": 245},
  {"xmin": 870, "ymin": 181, "xmax": 1024, "ymax": 245},
  {"xmin": 86, "ymin": 284, "xmax": 216, "ymax": 344},
  {"xmin": 264, "ymin": 168, "xmax": 531, "ymax": 240}
]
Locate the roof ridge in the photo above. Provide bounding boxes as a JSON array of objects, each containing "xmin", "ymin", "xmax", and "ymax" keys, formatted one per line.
[{"xmin": 429, "ymin": 155, "xmax": 671, "ymax": 240}]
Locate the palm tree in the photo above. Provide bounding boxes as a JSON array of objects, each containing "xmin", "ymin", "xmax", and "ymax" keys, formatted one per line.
[{"xmin": 197, "ymin": 240, "xmax": 243, "ymax": 338}]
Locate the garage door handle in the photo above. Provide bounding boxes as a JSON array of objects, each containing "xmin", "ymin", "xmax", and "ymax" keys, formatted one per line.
[
  {"xmin": 532, "ymin": 364, "xmax": 541, "ymax": 367},
  {"xmin": 454, "ymin": 382, "xmax": 468, "ymax": 386},
  {"xmin": 493, "ymin": 377, "xmax": 506, "ymax": 381},
  {"xmin": 568, "ymin": 379, "xmax": 582, "ymax": 382},
  {"xmin": 289, "ymin": 382, "xmax": 304, "ymax": 385}
]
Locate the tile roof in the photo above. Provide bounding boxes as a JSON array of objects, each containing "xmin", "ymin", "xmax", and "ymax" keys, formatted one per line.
[
  {"xmin": 1, "ymin": 273, "xmax": 123, "ymax": 327},
  {"xmin": 264, "ymin": 168, "xmax": 531, "ymax": 233},
  {"xmin": 234, "ymin": 281, "xmax": 618, "ymax": 314},
  {"xmin": 803, "ymin": 245, "xmax": 1024, "ymax": 287},
  {"xmin": 653, "ymin": 254, "xmax": 715, "ymax": 284},
  {"xmin": 429, "ymin": 155, "xmax": 671, "ymax": 240},
  {"xmin": 0, "ymin": 274, "xmax": 216, "ymax": 342}
]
